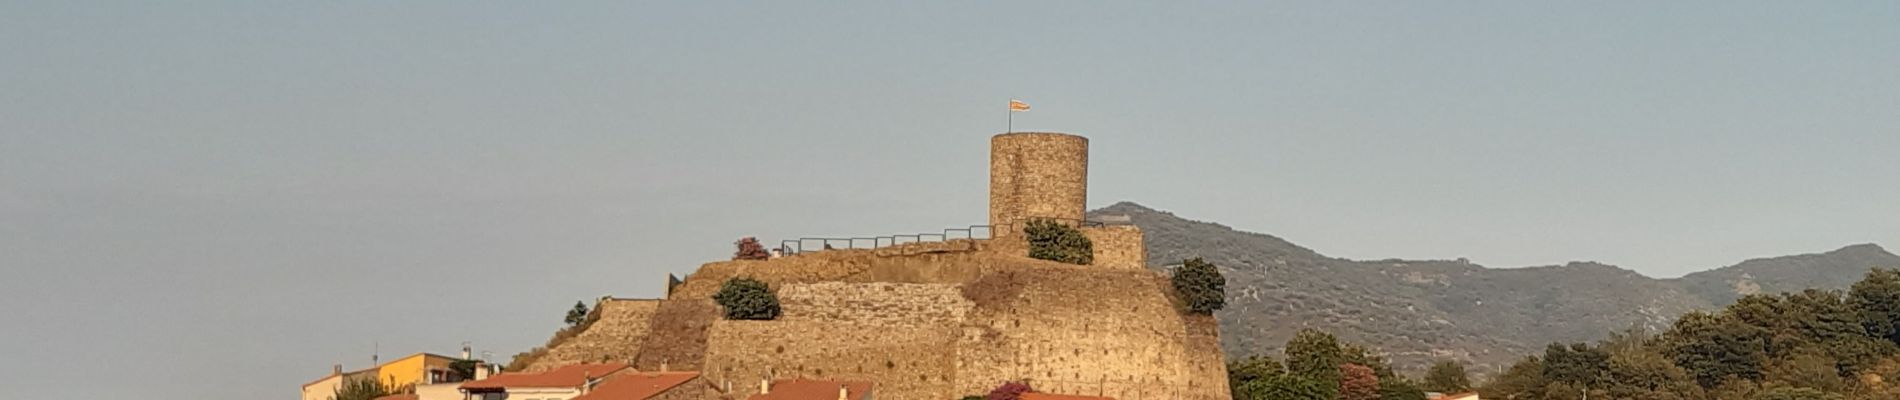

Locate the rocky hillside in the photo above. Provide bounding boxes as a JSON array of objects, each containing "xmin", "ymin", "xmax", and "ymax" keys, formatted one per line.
[
  {"xmin": 1087, "ymin": 202, "xmax": 1900, "ymax": 377},
  {"xmin": 1671, "ymin": 243, "xmax": 1900, "ymax": 306}
]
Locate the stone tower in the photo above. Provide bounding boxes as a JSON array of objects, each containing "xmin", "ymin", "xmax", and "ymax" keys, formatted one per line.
[{"xmin": 988, "ymin": 132, "xmax": 1089, "ymax": 235}]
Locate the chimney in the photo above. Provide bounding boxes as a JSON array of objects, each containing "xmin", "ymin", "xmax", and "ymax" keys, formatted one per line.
[
  {"xmin": 473, "ymin": 362, "xmax": 491, "ymax": 381},
  {"xmin": 838, "ymin": 384, "xmax": 848, "ymax": 400},
  {"xmin": 461, "ymin": 342, "xmax": 472, "ymax": 360},
  {"xmin": 333, "ymin": 364, "xmax": 343, "ymax": 375},
  {"xmin": 660, "ymin": 361, "xmax": 669, "ymax": 373},
  {"xmin": 760, "ymin": 378, "xmax": 771, "ymax": 395}
]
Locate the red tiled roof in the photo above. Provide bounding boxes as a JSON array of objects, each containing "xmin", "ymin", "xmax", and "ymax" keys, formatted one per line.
[
  {"xmin": 460, "ymin": 363, "xmax": 631, "ymax": 391},
  {"xmin": 1023, "ymin": 394, "xmax": 1115, "ymax": 400},
  {"xmin": 571, "ymin": 372, "xmax": 700, "ymax": 400},
  {"xmin": 748, "ymin": 379, "xmax": 873, "ymax": 400}
]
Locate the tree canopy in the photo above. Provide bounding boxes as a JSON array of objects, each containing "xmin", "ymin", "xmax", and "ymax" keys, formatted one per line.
[
  {"xmin": 1478, "ymin": 268, "xmax": 1900, "ymax": 400},
  {"xmin": 1172, "ymin": 257, "xmax": 1226, "ymax": 314},
  {"xmin": 712, "ymin": 277, "xmax": 780, "ymax": 320},
  {"xmin": 1024, "ymin": 219, "xmax": 1092, "ymax": 265}
]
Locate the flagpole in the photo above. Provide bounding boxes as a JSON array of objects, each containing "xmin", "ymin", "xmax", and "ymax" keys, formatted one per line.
[{"xmin": 1007, "ymin": 107, "xmax": 1013, "ymax": 133}]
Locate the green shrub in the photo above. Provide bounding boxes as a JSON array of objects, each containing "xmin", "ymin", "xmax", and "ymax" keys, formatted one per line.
[
  {"xmin": 1172, "ymin": 257, "xmax": 1226, "ymax": 314},
  {"xmin": 330, "ymin": 375, "xmax": 410, "ymax": 400},
  {"xmin": 713, "ymin": 277, "xmax": 780, "ymax": 320},
  {"xmin": 1025, "ymin": 219, "xmax": 1092, "ymax": 265}
]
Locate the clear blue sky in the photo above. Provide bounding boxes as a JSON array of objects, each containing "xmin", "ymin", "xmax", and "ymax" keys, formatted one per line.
[{"xmin": 3, "ymin": 2, "xmax": 1896, "ymax": 399}]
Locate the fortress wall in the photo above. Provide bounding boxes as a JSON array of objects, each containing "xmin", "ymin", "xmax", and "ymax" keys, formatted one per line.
[
  {"xmin": 1081, "ymin": 225, "xmax": 1146, "ymax": 270},
  {"xmin": 526, "ymin": 298, "xmax": 662, "ymax": 372},
  {"xmin": 990, "ymin": 133, "xmax": 1088, "ymax": 234},
  {"xmin": 955, "ymin": 264, "xmax": 1230, "ymax": 400},
  {"xmin": 699, "ymin": 281, "xmax": 975, "ymax": 399},
  {"xmin": 668, "ymin": 256, "xmax": 874, "ymax": 300},
  {"xmin": 702, "ymin": 320, "xmax": 962, "ymax": 400},
  {"xmin": 778, "ymin": 282, "xmax": 971, "ymax": 328},
  {"xmin": 631, "ymin": 299, "xmax": 719, "ymax": 371},
  {"xmin": 670, "ymin": 242, "xmax": 1000, "ymax": 301}
]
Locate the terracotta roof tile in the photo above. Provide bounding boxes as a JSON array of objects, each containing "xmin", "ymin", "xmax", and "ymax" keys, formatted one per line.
[
  {"xmin": 747, "ymin": 379, "xmax": 873, "ymax": 400},
  {"xmin": 571, "ymin": 372, "xmax": 700, "ymax": 400},
  {"xmin": 460, "ymin": 363, "xmax": 630, "ymax": 391}
]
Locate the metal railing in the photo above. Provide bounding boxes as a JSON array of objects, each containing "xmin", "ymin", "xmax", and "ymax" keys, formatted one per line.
[{"xmin": 776, "ymin": 217, "xmax": 1105, "ymax": 255}]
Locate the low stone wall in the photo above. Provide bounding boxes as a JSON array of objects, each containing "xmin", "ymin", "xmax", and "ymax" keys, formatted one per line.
[{"xmin": 1081, "ymin": 225, "xmax": 1146, "ymax": 270}]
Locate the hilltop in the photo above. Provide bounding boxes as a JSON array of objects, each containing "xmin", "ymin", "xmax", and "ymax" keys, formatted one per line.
[
  {"xmin": 511, "ymin": 240, "xmax": 1230, "ymax": 400},
  {"xmin": 1087, "ymin": 202, "xmax": 1900, "ymax": 376}
]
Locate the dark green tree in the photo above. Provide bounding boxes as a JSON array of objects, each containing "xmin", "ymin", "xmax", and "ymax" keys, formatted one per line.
[
  {"xmin": 1665, "ymin": 311, "xmax": 1769, "ymax": 388},
  {"xmin": 1479, "ymin": 356, "xmax": 1546, "ymax": 400},
  {"xmin": 1227, "ymin": 354, "xmax": 1285, "ymax": 395},
  {"xmin": 1285, "ymin": 328, "xmax": 1344, "ymax": 399},
  {"xmin": 1544, "ymin": 342, "xmax": 1612, "ymax": 389},
  {"xmin": 1024, "ymin": 219, "xmax": 1092, "ymax": 265},
  {"xmin": 1234, "ymin": 374, "xmax": 1329, "ymax": 400},
  {"xmin": 1851, "ymin": 268, "xmax": 1900, "ymax": 344},
  {"xmin": 564, "ymin": 300, "xmax": 590, "ymax": 326},
  {"xmin": 1377, "ymin": 378, "xmax": 1429, "ymax": 400},
  {"xmin": 1605, "ymin": 347, "xmax": 1702, "ymax": 400},
  {"xmin": 712, "ymin": 277, "xmax": 780, "ymax": 320},
  {"xmin": 1171, "ymin": 257, "xmax": 1225, "ymax": 314},
  {"xmin": 448, "ymin": 359, "xmax": 477, "ymax": 382},
  {"xmin": 1422, "ymin": 359, "xmax": 1472, "ymax": 393}
]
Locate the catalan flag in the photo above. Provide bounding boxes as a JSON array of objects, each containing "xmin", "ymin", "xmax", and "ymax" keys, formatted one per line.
[{"xmin": 1009, "ymin": 99, "xmax": 1030, "ymax": 112}]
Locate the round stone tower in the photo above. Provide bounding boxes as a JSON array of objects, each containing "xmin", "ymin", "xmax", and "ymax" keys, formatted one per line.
[{"xmin": 989, "ymin": 132, "xmax": 1088, "ymax": 235}]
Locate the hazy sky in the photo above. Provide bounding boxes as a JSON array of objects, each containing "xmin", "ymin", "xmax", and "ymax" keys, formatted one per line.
[{"xmin": 3, "ymin": 2, "xmax": 1897, "ymax": 399}]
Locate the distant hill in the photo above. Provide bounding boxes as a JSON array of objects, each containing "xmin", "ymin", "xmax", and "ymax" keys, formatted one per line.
[{"xmin": 1087, "ymin": 202, "xmax": 1900, "ymax": 376}]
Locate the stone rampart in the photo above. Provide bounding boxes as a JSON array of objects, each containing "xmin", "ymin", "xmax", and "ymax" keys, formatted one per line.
[
  {"xmin": 534, "ymin": 240, "xmax": 1227, "ymax": 400},
  {"xmin": 526, "ymin": 298, "xmax": 661, "ymax": 372},
  {"xmin": 1081, "ymin": 225, "xmax": 1146, "ymax": 270}
]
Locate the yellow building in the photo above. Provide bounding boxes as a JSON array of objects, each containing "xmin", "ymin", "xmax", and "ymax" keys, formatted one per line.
[{"xmin": 302, "ymin": 353, "xmax": 466, "ymax": 400}]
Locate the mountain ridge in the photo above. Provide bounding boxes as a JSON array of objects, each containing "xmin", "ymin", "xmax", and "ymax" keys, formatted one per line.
[{"xmin": 1087, "ymin": 201, "xmax": 1900, "ymax": 376}]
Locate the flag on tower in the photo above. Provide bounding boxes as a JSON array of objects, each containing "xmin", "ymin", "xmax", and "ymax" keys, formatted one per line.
[{"xmin": 1009, "ymin": 99, "xmax": 1030, "ymax": 112}]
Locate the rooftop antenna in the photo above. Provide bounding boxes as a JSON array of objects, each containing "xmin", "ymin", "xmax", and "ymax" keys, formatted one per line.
[{"xmin": 372, "ymin": 341, "xmax": 379, "ymax": 366}]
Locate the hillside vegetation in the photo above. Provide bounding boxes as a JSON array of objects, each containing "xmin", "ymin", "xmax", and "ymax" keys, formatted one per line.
[{"xmin": 1090, "ymin": 202, "xmax": 1900, "ymax": 376}]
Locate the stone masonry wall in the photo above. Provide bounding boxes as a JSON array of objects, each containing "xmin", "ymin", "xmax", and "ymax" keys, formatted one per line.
[
  {"xmin": 955, "ymin": 264, "xmax": 1230, "ymax": 400},
  {"xmin": 990, "ymin": 132, "xmax": 1088, "ymax": 235},
  {"xmin": 527, "ymin": 298, "xmax": 662, "ymax": 372},
  {"xmin": 701, "ymin": 282, "xmax": 974, "ymax": 399},
  {"xmin": 543, "ymin": 241, "xmax": 1227, "ymax": 400},
  {"xmin": 1081, "ymin": 225, "xmax": 1146, "ymax": 270}
]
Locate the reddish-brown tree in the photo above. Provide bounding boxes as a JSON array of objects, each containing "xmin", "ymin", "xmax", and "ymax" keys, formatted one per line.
[
  {"xmin": 733, "ymin": 236, "xmax": 769, "ymax": 260},
  {"xmin": 1340, "ymin": 363, "xmax": 1380, "ymax": 400}
]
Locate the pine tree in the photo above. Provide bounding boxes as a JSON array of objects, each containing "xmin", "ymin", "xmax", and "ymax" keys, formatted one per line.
[{"xmin": 564, "ymin": 301, "xmax": 590, "ymax": 326}]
